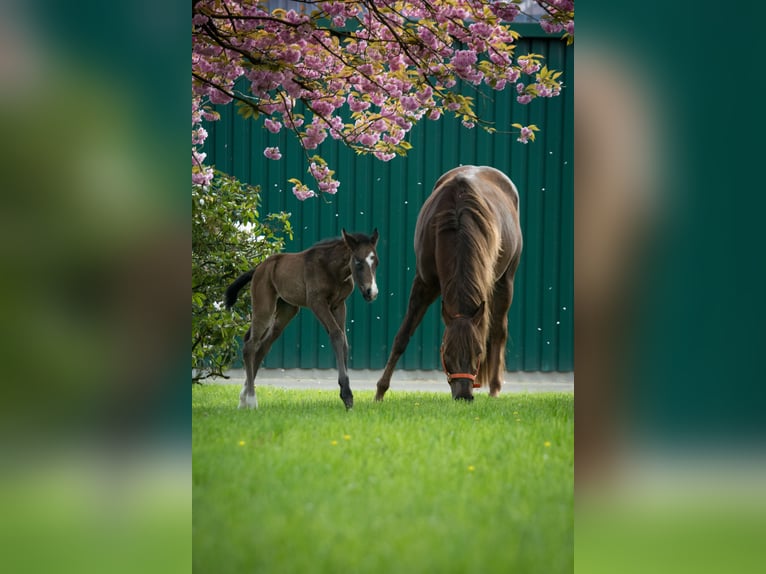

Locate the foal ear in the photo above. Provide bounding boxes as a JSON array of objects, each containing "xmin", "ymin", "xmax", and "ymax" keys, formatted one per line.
[
  {"xmin": 342, "ymin": 228, "xmax": 358, "ymax": 249},
  {"xmin": 370, "ymin": 228, "xmax": 379, "ymax": 246}
]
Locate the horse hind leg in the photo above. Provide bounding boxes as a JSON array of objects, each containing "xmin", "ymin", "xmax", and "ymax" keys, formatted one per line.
[
  {"xmin": 240, "ymin": 331, "xmax": 261, "ymax": 409},
  {"xmin": 240, "ymin": 323, "xmax": 275, "ymax": 409},
  {"xmin": 239, "ymin": 300, "xmax": 299, "ymax": 409},
  {"xmin": 239, "ymin": 275, "xmax": 279, "ymax": 409}
]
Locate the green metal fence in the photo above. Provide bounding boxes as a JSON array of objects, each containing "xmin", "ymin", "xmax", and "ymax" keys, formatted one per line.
[{"xmin": 203, "ymin": 26, "xmax": 573, "ymax": 372}]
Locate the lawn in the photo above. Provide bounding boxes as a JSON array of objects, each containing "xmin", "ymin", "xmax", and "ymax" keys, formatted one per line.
[{"xmin": 193, "ymin": 385, "xmax": 573, "ymax": 573}]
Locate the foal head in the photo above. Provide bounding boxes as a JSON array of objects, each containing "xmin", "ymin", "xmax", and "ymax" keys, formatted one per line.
[
  {"xmin": 440, "ymin": 301, "xmax": 486, "ymax": 400},
  {"xmin": 342, "ymin": 228, "xmax": 380, "ymax": 302}
]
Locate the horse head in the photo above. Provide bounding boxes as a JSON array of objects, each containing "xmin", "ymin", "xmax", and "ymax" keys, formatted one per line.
[
  {"xmin": 342, "ymin": 228, "xmax": 380, "ymax": 302},
  {"xmin": 440, "ymin": 301, "xmax": 486, "ymax": 400}
]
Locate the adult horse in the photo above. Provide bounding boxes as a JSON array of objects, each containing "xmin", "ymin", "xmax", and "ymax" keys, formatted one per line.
[
  {"xmin": 225, "ymin": 229, "xmax": 379, "ymax": 409},
  {"xmin": 375, "ymin": 166, "xmax": 522, "ymax": 401}
]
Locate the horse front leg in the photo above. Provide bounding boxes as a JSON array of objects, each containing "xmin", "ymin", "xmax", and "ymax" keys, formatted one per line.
[
  {"xmin": 376, "ymin": 277, "xmax": 438, "ymax": 401},
  {"xmin": 485, "ymin": 272, "xmax": 515, "ymax": 397},
  {"xmin": 312, "ymin": 301, "xmax": 353, "ymax": 409}
]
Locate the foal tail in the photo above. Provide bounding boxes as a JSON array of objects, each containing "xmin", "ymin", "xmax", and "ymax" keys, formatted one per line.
[{"xmin": 224, "ymin": 269, "xmax": 255, "ymax": 309}]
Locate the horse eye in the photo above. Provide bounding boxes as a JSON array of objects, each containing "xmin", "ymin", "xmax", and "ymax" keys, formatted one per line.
[{"xmin": 354, "ymin": 260, "xmax": 363, "ymax": 269}]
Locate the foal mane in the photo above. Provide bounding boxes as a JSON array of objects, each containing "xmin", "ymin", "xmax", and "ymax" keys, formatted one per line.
[{"xmin": 435, "ymin": 174, "xmax": 501, "ymax": 322}]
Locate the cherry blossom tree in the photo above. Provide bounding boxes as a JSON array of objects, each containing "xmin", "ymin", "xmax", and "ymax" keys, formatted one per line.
[{"xmin": 192, "ymin": 0, "xmax": 574, "ymax": 198}]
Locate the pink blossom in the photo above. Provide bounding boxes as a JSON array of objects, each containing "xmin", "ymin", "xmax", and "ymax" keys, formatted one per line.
[
  {"xmin": 192, "ymin": 149, "xmax": 206, "ymax": 165},
  {"xmin": 264, "ymin": 118, "xmax": 282, "ymax": 133},
  {"xmin": 192, "ymin": 126, "xmax": 208, "ymax": 146},
  {"xmin": 292, "ymin": 185, "xmax": 317, "ymax": 201},
  {"xmin": 264, "ymin": 147, "xmax": 282, "ymax": 160},
  {"xmin": 452, "ymin": 50, "xmax": 477, "ymax": 68},
  {"xmin": 318, "ymin": 179, "xmax": 340, "ymax": 194},
  {"xmin": 534, "ymin": 83, "xmax": 554, "ymax": 97},
  {"xmin": 469, "ymin": 22, "xmax": 493, "ymax": 38},
  {"xmin": 518, "ymin": 57, "xmax": 541, "ymax": 75},
  {"xmin": 489, "ymin": 51, "xmax": 511, "ymax": 66},
  {"xmin": 193, "ymin": 0, "xmax": 569, "ymax": 195},
  {"xmin": 348, "ymin": 94, "xmax": 371, "ymax": 112},
  {"xmin": 400, "ymin": 96, "xmax": 419, "ymax": 112},
  {"xmin": 208, "ymin": 89, "xmax": 232, "ymax": 105},
  {"xmin": 309, "ymin": 162, "xmax": 329, "ymax": 181},
  {"xmin": 283, "ymin": 115, "xmax": 304, "ymax": 129},
  {"xmin": 540, "ymin": 18, "xmax": 564, "ymax": 34},
  {"xmin": 374, "ymin": 151, "xmax": 396, "ymax": 162},
  {"xmin": 192, "ymin": 166, "xmax": 213, "ymax": 186},
  {"xmin": 312, "ymin": 99, "xmax": 337, "ymax": 116},
  {"xmin": 517, "ymin": 126, "xmax": 533, "ymax": 144},
  {"xmin": 359, "ymin": 132, "xmax": 379, "ymax": 147},
  {"xmin": 302, "ymin": 123, "xmax": 327, "ymax": 149}
]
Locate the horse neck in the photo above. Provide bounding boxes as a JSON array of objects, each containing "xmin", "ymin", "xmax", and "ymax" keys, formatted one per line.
[{"xmin": 318, "ymin": 239, "xmax": 353, "ymax": 275}]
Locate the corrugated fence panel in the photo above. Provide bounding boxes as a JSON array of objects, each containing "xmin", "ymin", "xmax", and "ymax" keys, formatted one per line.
[{"xmin": 202, "ymin": 27, "xmax": 573, "ymax": 373}]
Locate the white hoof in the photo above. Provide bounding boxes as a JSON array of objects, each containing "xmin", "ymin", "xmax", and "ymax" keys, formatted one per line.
[{"xmin": 238, "ymin": 392, "xmax": 258, "ymax": 409}]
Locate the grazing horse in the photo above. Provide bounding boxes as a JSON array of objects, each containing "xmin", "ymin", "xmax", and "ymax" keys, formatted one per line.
[
  {"xmin": 225, "ymin": 229, "xmax": 379, "ymax": 409},
  {"xmin": 376, "ymin": 166, "xmax": 522, "ymax": 401}
]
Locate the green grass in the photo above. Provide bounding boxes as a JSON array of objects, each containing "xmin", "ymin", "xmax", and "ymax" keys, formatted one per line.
[{"xmin": 193, "ymin": 386, "xmax": 573, "ymax": 573}]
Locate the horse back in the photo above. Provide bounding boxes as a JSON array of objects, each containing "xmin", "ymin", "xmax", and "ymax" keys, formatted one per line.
[
  {"xmin": 416, "ymin": 166, "xmax": 522, "ymax": 280},
  {"xmin": 250, "ymin": 252, "xmax": 309, "ymax": 308}
]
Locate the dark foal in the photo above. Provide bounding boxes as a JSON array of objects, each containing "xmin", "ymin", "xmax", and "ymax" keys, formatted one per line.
[{"xmin": 225, "ymin": 229, "xmax": 379, "ymax": 409}]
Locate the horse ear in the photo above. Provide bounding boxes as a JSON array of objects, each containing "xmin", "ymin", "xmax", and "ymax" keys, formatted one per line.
[
  {"xmin": 342, "ymin": 228, "xmax": 358, "ymax": 249},
  {"xmin": 371, "ymin": 228, "xmax": 379, "ymax": 246},
  {"xmin": 471, "ymin": 301, "xmax": 486, "ymax": 324}
]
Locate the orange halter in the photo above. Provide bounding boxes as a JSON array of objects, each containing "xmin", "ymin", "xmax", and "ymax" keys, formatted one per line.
[
  {"xmin": 441, "ymin": 312, "xmax": 482, "ymax": 388},
  {"xmin": 441, "ymin": 354, "xmax": 481, "ymax": 388}
]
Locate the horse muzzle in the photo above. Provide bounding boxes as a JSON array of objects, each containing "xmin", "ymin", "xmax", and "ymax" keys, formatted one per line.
[
  {"xmin": 361, "ymin": 285, "xmax": 378, "ymax": 302},
  {"xmin": 449, "ymin": 378, "xmax": 475, "ymax": 401}
]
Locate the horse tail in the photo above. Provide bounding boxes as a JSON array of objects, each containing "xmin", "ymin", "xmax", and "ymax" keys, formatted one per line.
[{"xmin": 224, "ymin": 269, "xmax": 255, "ymax": 309}]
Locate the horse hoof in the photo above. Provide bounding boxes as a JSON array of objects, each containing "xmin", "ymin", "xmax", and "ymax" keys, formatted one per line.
[{"xmin": 239, "ymin": 394, "xmax": 258, "ymax": 409}]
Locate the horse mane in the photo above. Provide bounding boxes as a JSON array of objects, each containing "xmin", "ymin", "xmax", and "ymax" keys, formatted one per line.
[
  {"xmin": 435, "ymin": 174, "xmax": 501, "ymax": 321},
  {"xmin": 313, "ymin": 236, "xmax": 345, "ymax": 248}
]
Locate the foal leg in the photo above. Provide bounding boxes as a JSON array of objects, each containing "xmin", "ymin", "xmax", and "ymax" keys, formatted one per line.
[
  {"xmin": 485, "ymin": 271, "xmax": 516, "ymax": 397},
  {"xmin": 247, "ymin": 299, "xmax": 299, "ymax": 382},
  {"xmin": 239, "ymin": 284, "xmax": 279, "ymax": 409},
  {"xmin": 375, "ymin": 277, "xmax": 439, "ymax": 401},
  {"xmin": 311, "ymin": 301, "xmax": 353, "ymax": 409}
]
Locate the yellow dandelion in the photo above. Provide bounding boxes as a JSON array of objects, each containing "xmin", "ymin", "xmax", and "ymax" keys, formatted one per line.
[
  {"xmin": 238, "ymin": 440, "xmax": 246, "ymax": 447},
  {"xmin": 343, "ymin": 434, "xmax": 351, "ymax": 440},
  {"xmin": 467, "ymin": 465, "xmax": 475, "ymax": 472},
  {"xmin": 330, "ymin": 440, "xmax": 338, "ymax": 446},
  {"xmin": 544, "ymin": 441, "xmax": 552, "ymax": 448}
]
